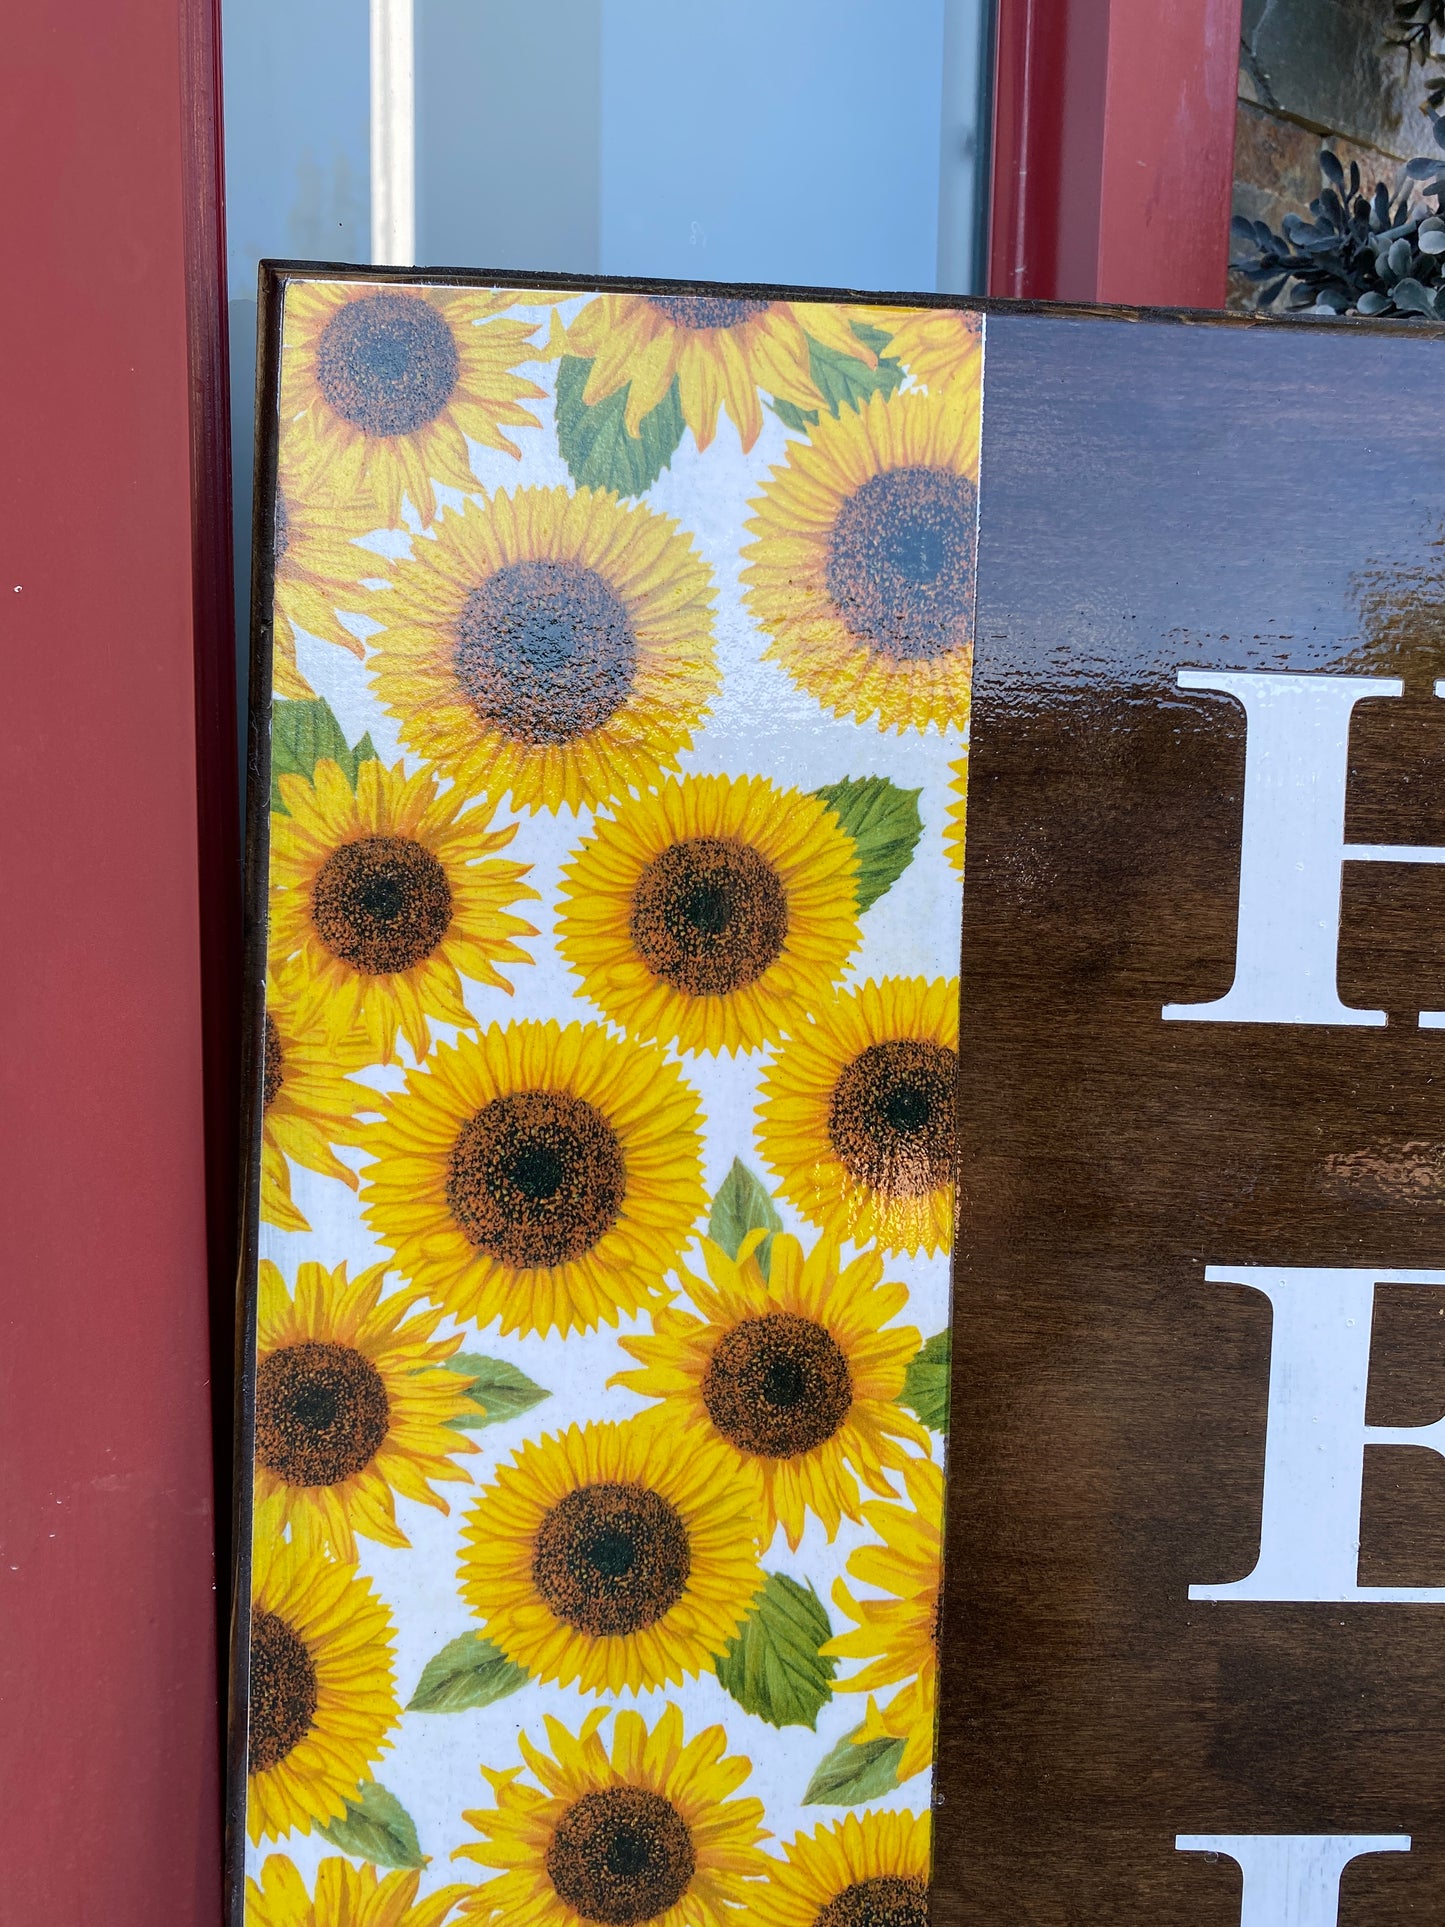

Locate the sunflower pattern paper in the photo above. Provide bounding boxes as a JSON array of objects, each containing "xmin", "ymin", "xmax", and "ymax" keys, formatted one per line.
[{"xmin": 242, "ymin": 275, "xmax": 982, "ymax": 1927}]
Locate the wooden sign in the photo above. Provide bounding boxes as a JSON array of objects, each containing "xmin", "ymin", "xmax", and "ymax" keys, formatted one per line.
[{"xmin": 236, "ymin": 270, "xmax": 1445, "ymax": 1927}]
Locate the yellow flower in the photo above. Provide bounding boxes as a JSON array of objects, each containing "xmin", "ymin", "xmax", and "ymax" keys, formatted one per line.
[
  {"xmin": 741, "ymin": 385, "xmax": 980, "ymax": 733},
  {"xmin": 260, "ymin": 969, "xmax": 375, "ymax": 1234},
  {"xmin": 739, "ymin": 1810, "xmax": 931, "ymax": 1927},
  {"xmin": 557, "ymin": 775, "xmax": 860, "ymax": 1057},
  {"xmin": 368, "ymin": 486, "xmax": 718, "ymax": 813},
  {"xmin": 613, "ymin": 1230, "xmax": 926, "ymax": 1551},
  {"xmin": 358, "ymin": 1019, "xmax": 705, "ymax": 1337},
  {"xmin": 245, "ymin": 1855, "xmax": 468, "ymax": 1927},
  {"xmin": 269, "ymin": 464, "xmax": 386, "ymax": 700},
  {"xmin": 825, "ymin": 1454, "xmax": 943, "ymax": 1785},
  {"xmin": 549, "ymin": 293, "xmax": 878, "ymax": 451},
  {"xmin": 857, "ymin": 303, "xmax": 983, "ymax": 394},
  {"xmin": 453, "ymin": 1703, "xmax": 769, "ymax": 1926},
  {"xmin": 280, "ymin": 280, "xmax": 547, "ymax": 524},
  {"xmin": 268, "ymin": 754, "xmax": 536, "ymax": 1065},
  {"xmin": 253, "ymin": 1258, "xmax": 478, "ymax": 1561},
  {"xmin": 245, "ymin": 1534, "xmax": 399, "ymax": 1842},
  {"xmin": 755, "ymin": 977, "xmax": 958, "ymax": 1257},
  {"xmin": 457, "ymin": 1417, "xmax": 764, "ymax": 1694},
  {"xmin": 944, "ymin": 749, "xmax": 967, "ymax": 874}
]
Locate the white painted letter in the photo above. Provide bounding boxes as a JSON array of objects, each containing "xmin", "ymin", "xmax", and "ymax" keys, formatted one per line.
[
  {"xmin": 1176, "ymin": 1835, "xmax": 1409, "ymax": 1926},
  {"xmin": 1190, "ymin": 1266, "xmax": 1445, "ymax": 1603}
]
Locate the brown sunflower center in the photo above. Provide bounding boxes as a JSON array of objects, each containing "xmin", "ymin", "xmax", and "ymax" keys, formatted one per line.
[
  {"xmin": 315, "ymin": 292, "xmax": 460, "ymax": 437},
  {"xmin": 248, "ymin": 1608, "xmax": 317, "ymax": 1773},
  {"xmin": 815, "ymin": 1876, "xmax": 930, "ymax": 1927},
  {"xmin": 273, "ymin": 491, "xmax": 291, "ymax": 563},
  {"xmin": 547, "ymin": 1786, "xmax": 696, "ymax": 1926},
  {"xmin": 630, "ymin": 836, "xmax": 788, "ymax": 997},
  {"xmin": 701, "ymin": 1312, "xmax": 852, "ymax": 1458},
  {"xmin": 446, "ymin": 1090, "xmax": 625, "ymax": 1269},
  {"xmin": 826, "ymin": 465, "xmax": 977, "ymax": 663},
  {"xmin": 644, "ymin": 295, "xmax": 770, "ymax": 331},
  {"xmin": 311, "ymin": 835, "xmax": 452, "ymax": 975},
  {"xmin": 455, "ymin": 558, "xmax": 637, "ymax": 746},
  {"xmin": 828, "ymin": 1039, "xmax": 957, "ymax": 1197},
  {"xmin": 254, "ymin": 1340, "xmax": 390, "ymax": 1487},
  {"xmin": 262, "ymin": 1012, "xmax": 284, "ymax": 1110},
  {"xmin": 532, "ymin": 1481, "xmax": 691, "ymax": 1637}
]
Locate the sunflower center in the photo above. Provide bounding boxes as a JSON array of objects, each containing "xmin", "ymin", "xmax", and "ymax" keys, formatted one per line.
[
  {"xmin": 826, "ymin": 465, "xmax": 977, "ymax": 663},
  {"xmin": 701, "ymin": 1312, "xmax": 852, "ymax": 1458},
  {"xmin": 315, "ymin": 292, "xmax": 460, "ymax": 437},
  {"xmin": 273, "ymin": 491, "xmax": 291, "ymax": 563},
  {"xmin": 644, "ymin": 295, "xmax": 770, "ymax": 331},
  {"xmin": 311, "ymin": 835, "xmax": 452, "ymax": 975},
  {"xmin": 254, "ymin": 1340, "xmax": 391, "ymax": 1487},
  {"xmin": 829, "ymin": 1039, "xmax": 957, "ymax": 1197},
  {"xmin": 455, "ymin": 558, "xmax": 638, "ymax": 747},
  {"xmin": 815, "ymin": 1876, "xmax": 930, "ymax": 1927},
  {"xmin": 547, "ymin": 1786, "xmax": 696, "ymax": 1926},
  {"xmin": 248, "ymin": 1609, "xmax": 318, "ymax": 1773},
  {"xmin": 532, "ymin": 1481, "xmax": 691, "ymax": 1637},
  {"xmin": 446, "ymin": 1089, "xmax": 625, "ymax": 1269},
  {"xmin": 630, "ymin": 836, "xmax": 788, "ymax": 997},
  {"xmin": 262, "ymin": 1013, "xmax": 284, "ymax": 1111}
]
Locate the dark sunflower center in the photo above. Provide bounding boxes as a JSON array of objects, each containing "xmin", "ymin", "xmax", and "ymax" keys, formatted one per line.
[
  {"xmin": 454, "ymin": 558, "xmax": 637, "ymax": 746},
  {"xmin": 247, "ymin": 1608, "xmax": 318, "ymax": 1774},
  {"xmin": 273, "ymin": 492, "xmax": 290, "ymax": 563},
  {"xmin": 310, "ymin": 835, "xmax": 452, "ymax": 975},
  {"xmin": 262, "ymin": 1012, "xmax": 284, "ymax": 1111},
  {"xmin": 446, "ymin": 1089, "xmax": 625, "ymax": 1269},
  {"xmin": 701, "ymin": 1312, "xmax": 852, "ymax": 1458},
  {"xmin": 644, "ymin": 295, "xmax": 770, "ymax": 331},
  {"xmin": 532, "ymin": 1481, "xmax": 691, "ymax": 1638},
  {"xmin": 630, "ymin": 837, "xmax": 788, "ymax": 997},
  {"xmin": 315, "ymin": 292, "xmax": 460, "ymax": 437},
  {"xmin": 826, "ymin": 465, "xmax": 977, "ymax": 663},
  {"xmin": 254, "ymin": 1340, "xmax": 390, "ymax": 1488},
  {"xmin": 547, "ymin": 1786, "xmax": 696, "ymax": 1926},
  {"xmin": 828, "ymin": 1039, "xmax": 957, "ymax": 1197},
  {"xmin": 815, "ymin": 1876, "xmax": 930, "ymax": 1927}
]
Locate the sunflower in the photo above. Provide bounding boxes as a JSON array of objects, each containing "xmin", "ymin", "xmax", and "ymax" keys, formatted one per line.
[
  {"xmin": 368, "ymin": 487, "xmax": 718, "ymax": 813},
  {"xmin": 557, "ymin": 775, "xmax": 860, "ymax": 1056},
  {"xmin": 245, "ymin": 1533, "xmax": 399, "ymax": 1843},
  {"xmin": 269, "ymin": 461, "xmax": 386, "ymax": 700},
  {"xmin": 358, "ymin": 1019, "xmax": 705, "ymax": 1337},
  {"xmin": 245, "ymin": 1855, "xmax": 468, "ymax": 1927},
  {"xmin": 741, "ymin": 385, "xmax": 980, "ymax": 733},
  {"xmin": 280, "ymin": 280, "xmax": 547, "ymax": 524},
  {"xmin": 548, "ymin": 293, "xmax": 878, "ymax": 452},
  {"xmin": 268, "ymin": 753, "xmax": 536, "ymax": 1065},
  {"xmin": 755, "ymin": 978, "xmax": 959, "ymax": 1258},
  {"xmin": 612, "ymin": 1230, "xmax": 925, "ymax": 1552},
  {"xmin": 253, "ymin": 1258, "xmax": 478, "ymax": 1561},
  {"xmin": 260, "ymin": 968, "xmax": 375, "ymax": 1234},
  {"xmin": 453, "ymin": 1703, "xmax": 768, "ymax": 1926},
  {"xmin": 858, "ymin": 304, "xmax": 983, "ymax": 395},
  {"xmin": 741, "ymin": 1811, "xmax": 931, "ymax": 1927},
  {"xmin": 457, "ymin": 1417, "xmax": 763, "ymax": 1694},
  {"xmin": 825, "ymin": 1454, "xmax": 943, "ymax": 1785},
  {"xmin": 944, "ymin": 749, "xmax": 968, "ymax": 875}
]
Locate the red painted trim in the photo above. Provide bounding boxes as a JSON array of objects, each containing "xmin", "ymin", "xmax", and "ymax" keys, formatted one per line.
[
  {"xmin": 0, "ymin": 0, "xmax": 227, "ymax": 1919},
  {"xmin": 989, "ymin": 0, "xmax": 1244, "ymax": 308}
]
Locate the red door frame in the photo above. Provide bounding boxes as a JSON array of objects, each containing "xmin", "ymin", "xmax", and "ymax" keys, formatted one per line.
[{"xmin": 988, "ymin": 0, "xmax": 1245, "ymax": 308}]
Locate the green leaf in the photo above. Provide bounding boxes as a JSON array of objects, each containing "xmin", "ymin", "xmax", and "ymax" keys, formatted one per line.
[
  {"xmin": 814, "ymin": 777, "xmax": 923, "ymax": 913},
  {"xmin": 806, "ymin": 327, "xmax": 905, "ymax": 419},
  {"xmin": 802, "ymin": 1727, "xmax": 907, "ymax": 1806},
  {"xmin": 768, "ymin": 393, "xmax": 819, "ymax": 433},
  {"xmin": 708, "ymin": 1159, "xmax": 783, "ymax": 1280},
  {"xmin": 318, "ymin": 1781, "xmax": 426, "ymax": 1867},
  {"xmin": 407, "ymin": 1632, "xmax": 529, "ymax": 1713},
  {"xmin": 270, "ymin": 696, "xmax": 378, "ymax": 813},
  {"xmin": 715, "ymin": 1572, "xmax": 837, "ymax": 1730},
  {"xmin": 899, "ymin": 1330, "xmax": 951, "ymax": 1434},
  {"xmin": 554, "ymin": 355, "xmax": 685, "ymax": 496},
  {"xmin": 444, "ymin": 1354, "xmax": 551, "ymax": 1431}
]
